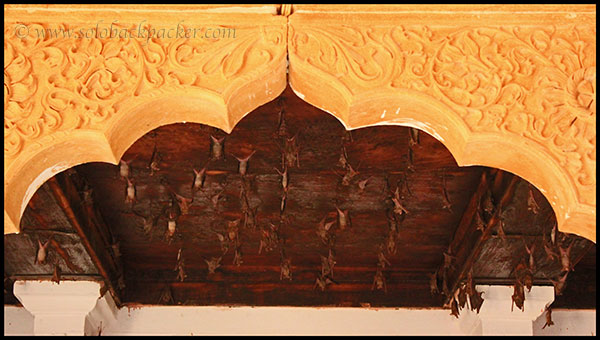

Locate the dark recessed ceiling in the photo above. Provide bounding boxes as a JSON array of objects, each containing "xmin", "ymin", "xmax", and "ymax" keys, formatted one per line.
[{"xmin": 5, "ymin": 86, "xmax": 595, "ymax": 310}]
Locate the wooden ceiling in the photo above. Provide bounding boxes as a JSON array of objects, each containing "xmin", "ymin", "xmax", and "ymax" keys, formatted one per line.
[{"xmin": 4, "ymin": 86, "xmax": 595, "ymax": 311}]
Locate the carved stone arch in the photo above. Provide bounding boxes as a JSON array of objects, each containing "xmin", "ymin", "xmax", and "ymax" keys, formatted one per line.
[
  {"xmin": 4, "ymin": 4, "xmax": 596, "ymax": 243},
  {"xmin": 287, "ymin": 5, "xmax": 596, "ymax": 242},
  {"xmin": 4, "ymin": 130, "xmax": 117, "ymax": 234},
  {"xmin": 4, "ymin": 4, "xmax": 287, "ymax": 234}
]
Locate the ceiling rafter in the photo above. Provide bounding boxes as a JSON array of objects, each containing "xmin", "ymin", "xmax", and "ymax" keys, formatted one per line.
[
  {"xmin": 47, "ymin": 174, "xmax": 123, "ymax": 306},
  {"xmin": 439, "ymin": 169, "xmax": 519, "ymax": 306}
]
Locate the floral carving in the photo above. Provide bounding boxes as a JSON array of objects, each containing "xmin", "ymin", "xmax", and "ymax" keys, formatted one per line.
[
  {"xmin": 290, "ymin": 23, "xmax": 596, "ymax": 206},
  {"xmin": 4, "ymin": 21, "xmax": 286, "ymax": 158}
]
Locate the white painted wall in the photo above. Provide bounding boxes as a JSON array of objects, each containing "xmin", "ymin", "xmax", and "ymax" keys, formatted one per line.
[
  {"xmin": 533, "ymin": 309, "xmax": 596, "ymax": 336},
  {"xmin": 102, "ymin": 306, "xmax": 465, "ymax": 336},
  {"xmin": 4, "ymin": 306, "xmax": 34, "ymax": 336},
  {"xmin": 4, "ymin": 305, "xmax": 596, "ymax": 336}
]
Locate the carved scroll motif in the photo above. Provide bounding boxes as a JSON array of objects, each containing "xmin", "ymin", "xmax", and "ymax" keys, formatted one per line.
[{"xmin": 290, "ymin": 22, "xmax": 596, "ymax": 208}]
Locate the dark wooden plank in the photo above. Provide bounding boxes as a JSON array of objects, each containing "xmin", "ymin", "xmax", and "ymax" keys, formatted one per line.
[
  {"xmin": 47, "ymin": 175, "xmax": 123, "ymax": 306},
  {"xmin": 442, "ymin": 172, "xmax": 519, "ymax": 305}
]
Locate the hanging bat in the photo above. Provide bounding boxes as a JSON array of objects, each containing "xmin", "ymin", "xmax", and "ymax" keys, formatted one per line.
[
  {"xmin": 215, "ymin": 232, "xmax": 229, "ymax": 255},
  {"xmin": 283, "ymin": 134, "xmax": 300, "ymax": 168},
  {"xmin": 119, "ymin": 159, "xmax": 132, "ymax": 179},
  {"xmin": 316, "ymin": 215, "xmax": 335, "ymax": 245},
  {"xmin": 549, "ymin": 272, "xmax": 569, "ymax": 296},
  {"xmin": 191, "ymin": 166, "xmax": 207, "ymax": 196},
  {"xmin": 34, "ymin": 238, "xmax": 51, "ymax": 265},
  {"xmin": 275, "ymin": 166, "xmax": 289, "ymax": 193},
  {"xmin": 81, "ymin": 185, "xmax": 94, "ymax": 205},
  {"xmin": 165, "ymin": 218, "xmax": 177, "ymax": 244},
  {"xmin": 258, "ymin": 223, "xmax": 278, "ymax": 254},
  {"xmin": 527, "ymin": 186, "xmax": 540, "ymax": 214},
  {"xmin": 108, "ymin": 241, "xmax": 121, "ymax": 260},
  {"xmin": 258, "ymin": 228, "xmax": 270, "ymax": 255},
  {"xmin": 377, "ymin": 246, "xmax": 391, "ymax": 268},
  {"xmin": 210, "ymin": 135, "xmax": 226, "ymax": 161},
  {"xmin": 514, "ymin": 259, "xmax": 533, "ymax": 292},
  {"xmin": 407, "ymin": 146, "xmax": 415, "ymax": 172},
  {"xmin": 523, "ymin": 240, "xmax": 537, "ymax": 272},
  {"xmin": 396, "ymin": 172, "xmax": 413, "ymax": 198},
  {"xmin": 133, "ymin": 209, "xmax": 157, "ymax": 237},
  {"xmin": 511, "ymin": 281, "xmax": 525, "ymax": 312},
  {"xmin": 542, "ymin": 306, "xmax": 554, "ymax": 329},
  {"xmin": 442, "ymin": 250, "xmax": 456, "ymax": 272},
  {"xmin": 391, "ymin": 188, "xmax": 409, "ymax": 217},
  {"xmin": 51, "ymin": 263, "xmax": 61, "ymax": 284},
  {"xmin": 280, "ymin": 256, "xmax": 292, "ymax": 281},
  {"xmin": 450, "ymin": 297, "xmax": 460, "ymax": 318},
  {"xmin": 429, "ymin": 271, "xmax": 439, "ymax": 295},
  {"xmin": 386, "ymin": 230, "xmax": 397, "ymax": 255},
  {"xmin": 175, "ymin": 261, "xmax": 186, "ymax": 282},
  {"xmin": 174, "ymin": 192, "xmax": 193, "ymax": 215},
  {"xmin": 211, "ymin": 189, "xmax": 225, "ymax": 211},
  {"xmin": 357, "ymin": 177, "xmax": 371, "ymax": 193},
  {"xmin": 158, "ymin": 285, "xmax": 174, "ymax": 304},
  {"xmin": 338, "ymin": 145, "xmax": 349, "ymax": 169},
  {"xmin": 465, "ymin": 269, "xmax": 475, "ymax": 296},
  {"xmin": 519, "ymin": 268, "xmax": 534, "ymax": 292},
  {"xmin": 227, "ymin": 219, "xmax": 241, "ymax": 243},
  {"xmin": 233, "ymin": 245, "xmax": 243, "ymax": 266},
  {"xmin": 280, "ymin": 190, "xmax": 287, "ymax": 213},
  {"xmin": 441, "ymin": 271, "xmax": 450, "ymax": 297},
  {"xmin": 277, "ymin": 106, "xmax": 288, "ymax": 137},
  {"xmin": 314, "ymin": 275, "xmax": 335, "ymax": 291},
  {"xmin": 457, "ymin": 285, "xmax": 467, "ymax": 309},
  {"xmin": 474, "ymin": 208, "xmax": 486, "ymax": 232},
  {"xmin": 496, "ymin": 219, "xmax": 507, "ymax": 242},
  {"xmin": 205, "ymin": 256, "xmax": 222, "ymax": 275},
  {"xmin": 442, "ymin": 171, "xmax": 453, "ymax": 213},
  {"xmin": 408, "ymin": 127, "xmax": 420, "ymax": 147},
  {"xmin": 372, "ymin": 267, "xmax": 387, "ymax": 293},
  {"xmin": 125, "ymin": 177, "xmax": 136, "ymax": 206},
  {"xmin": 558, "ymin": 240, "xmax": 574, "ymax": 273},
  {"xmin": 386, "ymin": 208, "xmax": 400, "ymax": 233},
  {"xmin": 341, "ymin": 163, "xmax": 359, "ymax": 186},
  {"xmin": 550, "ymin": 220, "xmax": 558, "ymax": 245},
  {"xmin": 234, "ymin": 150, "xmax": 256, "ymax": 176},
  {"xmin": 174, "ymin": 248, "xmax": 186, "ymax": 282},
  {"xmin": 148, "ymin": 144, "xmax": 161, "ymax": 176},
  {"xmin": 542, "ymin": 236, "xmax": 558, "ymax": 261},
  {"xmin": 481, "ymin": 190, "xmax": 495, "ymax": 221},
  {"xmin": 335, "ymin": 206, "xmax": 351, "ymax": 231},
  {"xmin": 243, "ymin": 205, "xmax": 258, "ymax": 231},
  {"xmin": 469, "ymin": 289, "xmax": 484, "ymax": 313},
  {"xmin": 320, "ymin": 249, "xmax": 336, "ymax": 278}
]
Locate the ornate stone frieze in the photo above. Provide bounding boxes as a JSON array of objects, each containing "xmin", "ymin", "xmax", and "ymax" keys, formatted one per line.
[
  {"xmin": 3, "ymin": 5, "xmax": 596, "ymax": 242},
  {"xmin": 4, "ymin": 5, "xmax": 287, "ymax": 234},
  {"xmin": 288, "ymin": 5, "xmax": 595, "ymax": 242}
]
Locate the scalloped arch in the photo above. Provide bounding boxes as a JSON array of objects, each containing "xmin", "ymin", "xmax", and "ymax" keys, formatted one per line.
[
  {"xmin": 4, "ymin": 5, "xmax": 596, "ymax": 243},
  {"xmin": 288, "ymin": 6, "xmax": 596, "ymax": 242},
  {"xmin": 4, "ymin": 4, "xmax": 287, "ymax": 234}
]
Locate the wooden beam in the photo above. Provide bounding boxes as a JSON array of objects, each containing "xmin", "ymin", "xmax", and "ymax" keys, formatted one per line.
[
  {"xmin": 440, "ymin": 170, "xmax": 519, "ymax": 306},
  {"xmin": 47, "ymin": 175, "xmax": 123, "ymax": 306}
]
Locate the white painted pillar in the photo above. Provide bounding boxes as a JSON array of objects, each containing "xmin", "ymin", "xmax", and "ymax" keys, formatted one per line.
[
  {"xmin": 12, "ymin": 280, "xmax": 117, "ymax": 336},
  {"xmin": 459, "ymin": 285, "xmax": 555, "ymax": 336}
]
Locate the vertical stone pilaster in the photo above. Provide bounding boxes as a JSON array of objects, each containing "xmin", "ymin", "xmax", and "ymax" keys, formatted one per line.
[
  {"xmin": 12, "ymin": 280, "xmax": 118, "ymax": 336},
  {"xmin": 458, "ymin": 285, "xmax": 555, "ymax": 335}
]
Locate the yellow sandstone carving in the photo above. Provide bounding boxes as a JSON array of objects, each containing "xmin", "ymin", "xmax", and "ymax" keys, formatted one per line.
[{"xmin": 4, "ymin": 5, "xmax": 596, "ymax": 243}]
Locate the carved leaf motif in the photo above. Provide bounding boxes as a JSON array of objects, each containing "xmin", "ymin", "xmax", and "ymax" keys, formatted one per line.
[
  {"xmin": 290, "ymin": 23, "xmax": 596, "ymax": 205},
  {"xmin": 3, "ymin": 21, "xmax": 285, "ymax": 159}
]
